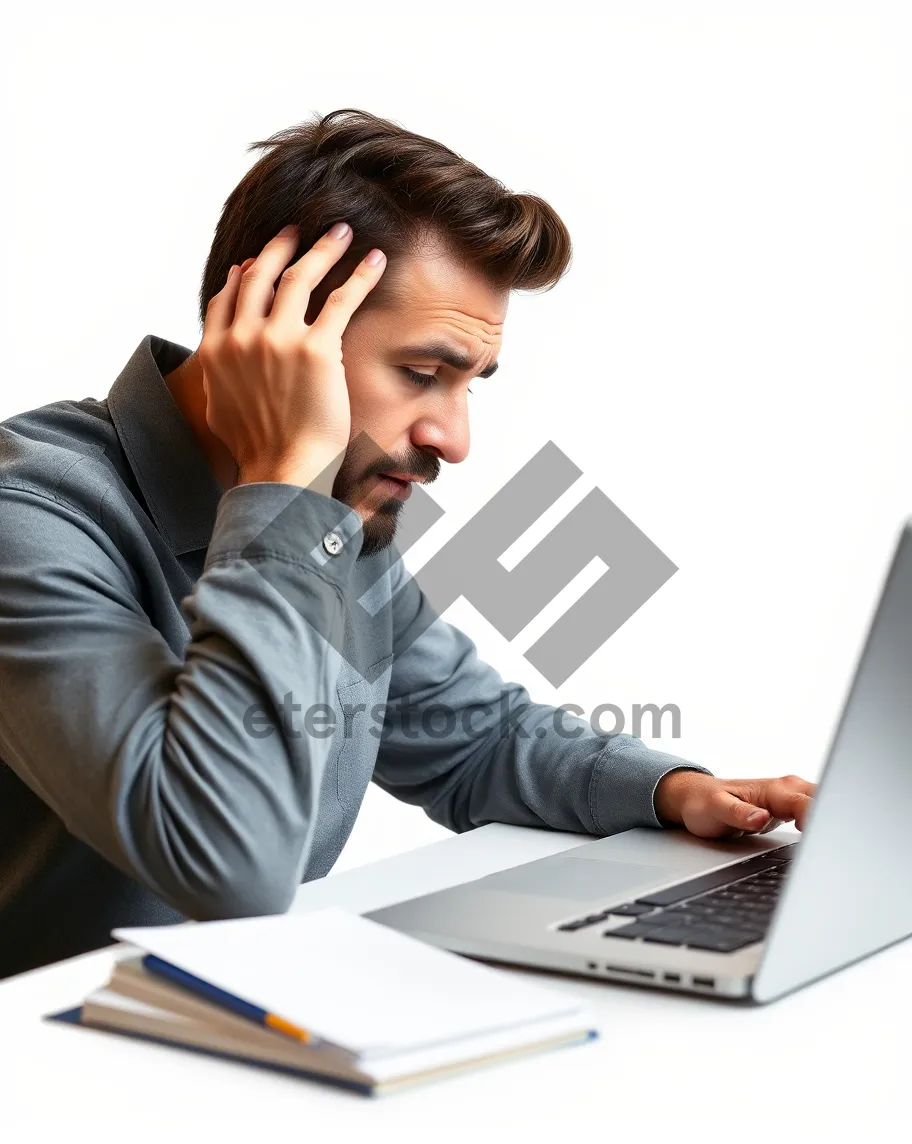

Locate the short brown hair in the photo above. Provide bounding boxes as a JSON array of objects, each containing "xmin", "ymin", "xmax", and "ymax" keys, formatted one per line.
[{"xmin": 198, "ymin": 108, "xmax": 572, "ymax": 329}]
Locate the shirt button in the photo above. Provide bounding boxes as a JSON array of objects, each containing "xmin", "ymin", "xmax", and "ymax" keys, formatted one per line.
[{"xmin": 322, "ymin": 531, "xmax": 344, "ymax": 556}]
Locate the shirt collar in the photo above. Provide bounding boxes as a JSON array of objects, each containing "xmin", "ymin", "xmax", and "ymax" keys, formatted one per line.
[{"xmin": 107, "ymin": 334, "xmax": 224, "ymax": 555}]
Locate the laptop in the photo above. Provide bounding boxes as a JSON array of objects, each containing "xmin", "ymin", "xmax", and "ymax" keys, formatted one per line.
[{"xmin": 367, "ymin": 522, "xmax": 912, "ymax": 1003}]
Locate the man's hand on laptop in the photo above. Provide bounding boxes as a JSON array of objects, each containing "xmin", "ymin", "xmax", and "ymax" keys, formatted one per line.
[{"xmin": 653, "ymin": 771, "xmax": 817, "ymax": 839}]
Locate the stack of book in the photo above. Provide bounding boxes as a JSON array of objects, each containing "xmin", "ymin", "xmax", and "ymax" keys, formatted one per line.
[{"xmin": 48, "ymin": 907, "xmax": 597, "ymax": 1096}]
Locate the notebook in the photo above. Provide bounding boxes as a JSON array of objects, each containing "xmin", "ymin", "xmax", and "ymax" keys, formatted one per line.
[{"xmin": 47, "ymin": 908, "xmax": 596, "ymax": 1095}]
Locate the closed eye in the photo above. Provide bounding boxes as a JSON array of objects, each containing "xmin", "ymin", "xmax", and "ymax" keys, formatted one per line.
[
  {"xmin": 402, "ymin": 367, "xmax": 474, "ymax": 394},
  {"xmin": 402, "ymin": 367, "xmax": 437, "ymax": 388}
]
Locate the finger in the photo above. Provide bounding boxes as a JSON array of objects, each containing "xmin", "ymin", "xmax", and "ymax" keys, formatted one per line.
[
  {"xmin": 203, "ymin": 264, "xmax": 242, "ymax": 336},
  {"xmin": 269, "ymin": 221, "xmax": 355, "ymax": 328},
  {"xmin": 233, "ymin": 224, "xmax": 305, "ymax": 326},
  {"xmin": 789, "ymin": 793, "xmax": 814, "ymax": 831},
  {"xmin": 709, "ymin": 789, "xmax": 772, "ymax": 833},
  {"xmin": 779, "ymin": 775, "xmax": 817, "ymax": 798},
  {"xmin": 752, "ymin": 782, "xmax": 815, "ymax": 831},
  {"xmin": 307, "ymin": 248, "xmax": 387, "ymax": 341}
]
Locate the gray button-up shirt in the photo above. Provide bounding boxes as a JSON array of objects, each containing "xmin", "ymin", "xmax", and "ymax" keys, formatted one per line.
[{"xmin": 0, "ymin": 334, "xmax": 706, "ymax": 978}]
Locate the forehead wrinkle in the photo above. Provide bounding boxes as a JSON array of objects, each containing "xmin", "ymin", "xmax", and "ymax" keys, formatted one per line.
[
  {"xmin": 426, "ymin": 325, "xmax": 500, "ymax": 374},
  {"xmin": 412, "ymin": 310, "xmax": 505, "ymax": 356},
  {"xmin": 406, "ymin": 301, "xmax": 504, "ymax": 330}
]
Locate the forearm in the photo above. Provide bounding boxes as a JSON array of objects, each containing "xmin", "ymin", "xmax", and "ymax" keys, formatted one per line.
[
  {"xmin": 0, "ymin": 483, "xmax": 361, "ymax": 920},
  {"xmin": 373, "ymin": 590, "xmax": 709, "ymax": 836},
  {"xmin": 379, "ymin": 683, "xmax": 708, "ymax": 835}
]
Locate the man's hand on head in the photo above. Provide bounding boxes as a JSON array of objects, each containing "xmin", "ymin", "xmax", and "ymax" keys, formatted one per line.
[
  {"xmin": 198, "ymin": 221, "xmax": 387, "ymax": 495},
  {"xmin": 654, "ymin": 771, "xmax": 817, "ymax": 839}
]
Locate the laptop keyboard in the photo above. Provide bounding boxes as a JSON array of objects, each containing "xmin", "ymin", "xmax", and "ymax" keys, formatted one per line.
[{"xmin": 555, "ymin": 844, "xmax": 796, "ymax": 953}]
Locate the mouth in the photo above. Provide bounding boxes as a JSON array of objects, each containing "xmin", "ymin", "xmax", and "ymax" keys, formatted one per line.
[{"xmin": 375, "ymin": 473, "xmax": 414, "ymax": 501}]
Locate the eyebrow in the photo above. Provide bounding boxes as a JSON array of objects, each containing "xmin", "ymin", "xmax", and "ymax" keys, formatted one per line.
[{"xmin": 397, "ymin": 342, "xmax": 499, "ymax": 378}]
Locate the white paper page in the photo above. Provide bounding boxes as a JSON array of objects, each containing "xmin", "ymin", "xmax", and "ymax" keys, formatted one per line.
[{"xmin": 115, "ymin": 907, "xmax": 583, "ymax": 1057}]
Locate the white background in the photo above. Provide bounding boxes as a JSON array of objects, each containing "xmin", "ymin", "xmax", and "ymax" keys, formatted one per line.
[
  {"xmin": 2, "ymin": 0, "xmax": 909, "ymax": 1132},
  {"xmin": 4, "ymin": 1, "xmax": 910, "ymax": 853}
]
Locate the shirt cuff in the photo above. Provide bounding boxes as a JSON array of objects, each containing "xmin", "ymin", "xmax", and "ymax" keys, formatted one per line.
[
  {"xmin": 205, "ymin": 482, "xmax": 363, "ymax": 588},
  {"xmin": 588, "ymin": 733, "xmax": 713, "ymax": 834}
]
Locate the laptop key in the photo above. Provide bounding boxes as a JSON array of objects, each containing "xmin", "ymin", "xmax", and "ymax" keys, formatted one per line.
[
  {"xmin": 655, "ymin": 911, "xmax": 708, "ymax": 926},
  {"xmin": 604, "ymin": 922, "xmax": 661, "ymax": 939},
  {"xmin": 642, "ymin": 926, "xmax": 764, "ymax": 952},
  {"xmin": 641, "ymin": 927, "xmax": 695, "ymax": 946},
  {"xmin": 683, "ymin": 928, "xmax": 765, "ymax": 952},
  {"xmin": 558, "ymin": 909, "xmax": 617, "ymax": 931},
  {"xmin": 608, "ymin": 902, "xmax": 656, "ymax": 917},
  {"xmin": 703, "ymin": 913, "xmax": 758, "ymax": 928},
  {"xmin": 701, "ymin": 890, "xmax": 768, "ymax": 907}
]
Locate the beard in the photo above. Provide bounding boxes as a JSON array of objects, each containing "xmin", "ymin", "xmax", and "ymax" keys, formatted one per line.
[{"xmin": 330, "ymin": 432, "xmax": 440, "ymax": 559}]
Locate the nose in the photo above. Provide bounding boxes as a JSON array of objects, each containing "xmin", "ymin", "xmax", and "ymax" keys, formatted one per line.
[{"xmin": 409, "ymin": 393, "xmax": 471, "ymax": 466}]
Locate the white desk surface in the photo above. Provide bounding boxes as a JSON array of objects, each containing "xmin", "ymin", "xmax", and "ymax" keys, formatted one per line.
[{"xmin": 2, "ymin": 823, "xmax": 905, "ymax": 1142}]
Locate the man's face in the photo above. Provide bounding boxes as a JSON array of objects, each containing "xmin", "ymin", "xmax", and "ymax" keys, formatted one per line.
[{"xmin": 332, "ymin": 242, "xmax": 508, "ymax": 557}]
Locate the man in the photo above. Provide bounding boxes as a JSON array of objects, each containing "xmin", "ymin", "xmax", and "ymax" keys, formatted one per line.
[{"xmin": 0, "ymin": 109, "xmax": 815, "ymax": 979}]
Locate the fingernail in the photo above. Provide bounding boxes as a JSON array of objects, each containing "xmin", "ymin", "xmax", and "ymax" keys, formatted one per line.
[
  {"xmin": 747, "ymin": 810, "xmax": 766, "ymax": 824},
  {"xmin": 329, "ymin": 221, "xmax": 350, "ymax": 239},
  {"xmin": 365, "ymin": 248, "xmax": 385, "ymax": 265},
  {"xmin": 279, "ymin": 224, "xmax": 298, "ymax": 237}
]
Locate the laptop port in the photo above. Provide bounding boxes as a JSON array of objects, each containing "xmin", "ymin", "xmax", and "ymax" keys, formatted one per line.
[
  {"xmin": 692, "ymin": 975, "xmax": 716, "ymax": 989},
  {"xmin": 604, "ymin": 965, "xmax": 655, "ymax": 978},
  {"xmin": 663, "ymin": 972, "xmax": 681, "ymax": 983}
]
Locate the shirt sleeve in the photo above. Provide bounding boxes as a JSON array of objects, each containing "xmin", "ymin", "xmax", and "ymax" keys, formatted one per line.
[
  {"xmin": 0, "ymin": 481, "xmax": 362, "ymax": 921},
  {"xmin": 372, "ymin": 552, "xmax": 712, "ymax": 835}
]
